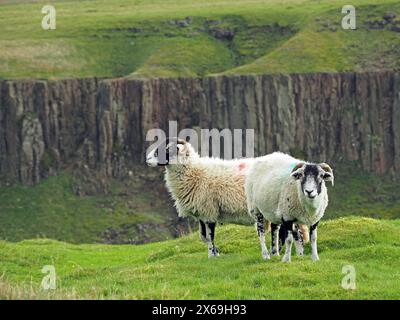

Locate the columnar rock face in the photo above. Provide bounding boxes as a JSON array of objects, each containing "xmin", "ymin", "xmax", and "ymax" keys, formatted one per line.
[{"xmin": 0, "ymin": 72, "xmax": 399, "ymax": 185}]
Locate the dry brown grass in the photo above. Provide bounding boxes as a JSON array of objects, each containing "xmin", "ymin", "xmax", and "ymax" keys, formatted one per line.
[
  {"xmin": 0, "ymin": 40, "xmax": 83, "ymax": 77},
  {"xmin": 0, "ymin": 275, "xmax": 81, "ymax": 300}
]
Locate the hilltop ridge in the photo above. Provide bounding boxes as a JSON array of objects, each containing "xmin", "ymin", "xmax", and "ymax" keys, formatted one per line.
[{"xmin": 0, "ymin": 0, "xmax": 399, "ymax": 79}]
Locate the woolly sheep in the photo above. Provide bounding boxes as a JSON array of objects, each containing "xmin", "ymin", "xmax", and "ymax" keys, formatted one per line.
[
  {"xmin": 146, "ymin": 138, "xmax": 308, "ymax": 258},
  {"xmin": 245, "ymin": 152, "xmax": 334, "ymax": 262}
]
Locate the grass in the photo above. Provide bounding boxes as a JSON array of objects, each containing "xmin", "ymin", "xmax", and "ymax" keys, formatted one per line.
[
  {"xmin": 0, "ymin": 217, "xmax": 399, "ymax": 299},
  {"xmin": 0, "ymin": 162, "xmax": 399, "ymax": 244},
  {"xmin": 131, "ymin": 36, "xmax": 236, "ymax": 78},
  {"xmin": 0, "ymin": 0, "xmax": 399, "ymax": 79},
  {"xmin": 0, "ymin": 168, "xmax": 182, "ymax": 244},
  {"xmin": 326, "ymin": 162, "xmax": 400, "ymax": 220}
]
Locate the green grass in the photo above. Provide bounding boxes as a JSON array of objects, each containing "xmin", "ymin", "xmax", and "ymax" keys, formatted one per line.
[
  {"xmin": 0, "ymin": 168, "xmax": 180, "ymax": 244},
  {"xmin": 0, "ymin": 162, "xmax": 399, "ymax": 244},
  {"xmin": 0, "ymin": 0, "xmax": 399, "ymax": 79},
  {"xmin": 226, "ymin": 3, "xmax": 400, "ymax": 74},
  {"xmin": 326, "ymin": 162, "xmax": 400, "ymax": 220},
  {"xmin": 0, "ymin": 217, "xmax": 399, "ymax": 299},
  {"xmin": 131, "ymin": 36, "xmax": 236, "ymax": 78}
]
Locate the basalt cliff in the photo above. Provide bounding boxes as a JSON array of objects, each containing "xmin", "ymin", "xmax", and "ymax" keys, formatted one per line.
[{"xmin": 1, "ymin": 72, "xmax": 399, "ymax": 186}]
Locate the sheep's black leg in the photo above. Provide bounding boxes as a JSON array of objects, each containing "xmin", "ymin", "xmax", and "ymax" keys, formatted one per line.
[
  {"xmin": 293, "ymin": 224, "xmax": 304, "ymax": 256},
  {"xmin": 256, "ymin": 213, "xmax": 270, "ymax": 260},
  {"xmin": 199, "ymin": 220, "xmax": 207, "ymax": 243},
  {"xmin": 278, "ymin": 223, "xmax": 288, "ymax": 253},
  {"xmin": 205, "ymin": 222, "xmax": 219, "ymax": 258},
  {"xmin": 271, "ymin": 223, "xmax": 280, "ymax": 256},
  {"xmin": 281, "ymin": 220, "xmax": 294, "ymax": 262},
  {"xmin": 310, "ymin": 221, "xmax": 320, "ymax": 261}
]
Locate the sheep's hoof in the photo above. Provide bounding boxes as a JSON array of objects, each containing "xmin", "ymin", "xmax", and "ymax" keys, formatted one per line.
[
  {"xmin": 282, "ymin": 254, "xmax": 291, "ymax": 262},
  {"xmin": 208, "ymin": 247, "xmax": 220, "ymax": 258},
  {"xmin": 271, "ymin": 249, "xmax": 279, "ymax": 256},
  {"xmin": 295, "ymin": 244, "xmax": 304, "ymax": 256},
  {"xmin": 262, "ymin": 252, "xmax": 271, "ymax": 260},
  {"xmin": 311, "ymin": 254, "xmax": 320, "ymax": 262}
]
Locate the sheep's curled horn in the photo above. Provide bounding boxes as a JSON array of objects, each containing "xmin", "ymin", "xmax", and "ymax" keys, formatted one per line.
[
  {"xmin": 291, "ymin": 162, "xmax": 304, "ymax": 172},
  {"xmin": 320, "ymin": 163, "xmax": 334, "ymax": 186},
  {"xmin": 290, "ymin": 162, "xmax": 304, "ymax": 180}
]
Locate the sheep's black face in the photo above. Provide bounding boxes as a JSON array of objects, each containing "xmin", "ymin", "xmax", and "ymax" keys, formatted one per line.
[
  {"xmin": 146, "ymin": 138, "xmax": 186, "ymax": 166},
  {"xmin": 291, "ymin": 163, "xmax": 334, "ymax": 199},
  {"xmin": 301, "ymin": 165, "xmax": 323, "ymax": 199}
]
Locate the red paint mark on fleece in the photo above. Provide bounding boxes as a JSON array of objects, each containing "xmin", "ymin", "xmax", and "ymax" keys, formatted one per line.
[{"xmin": 238, "ymin": 162, "xmax": 246, "ymax": 171}]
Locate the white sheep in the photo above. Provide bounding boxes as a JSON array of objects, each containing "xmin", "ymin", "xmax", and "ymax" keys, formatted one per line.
[
  {"xmin": 245, "ymin": 152, "xmax": 334, "ymax": 262},
  {"xmin": 146, "ymin": 138, "xmax": 255, "ymax": 257},
  {"xmin": 146, "ymin": 138, "xmax": 308, "ymax": 258}
]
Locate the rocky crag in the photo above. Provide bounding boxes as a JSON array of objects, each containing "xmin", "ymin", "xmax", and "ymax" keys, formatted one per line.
[{"xmin": 0, "ymin": 72, "xmax": 399, "ymax": 187}]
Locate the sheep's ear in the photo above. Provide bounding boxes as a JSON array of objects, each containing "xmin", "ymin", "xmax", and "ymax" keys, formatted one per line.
[
  {"xmin": 320, "ymin": 163, "xmax": 334, "ymax": 186},
  {"xmin": 291, "ymin": 162, "xmax": 304, "ymax": 180}
]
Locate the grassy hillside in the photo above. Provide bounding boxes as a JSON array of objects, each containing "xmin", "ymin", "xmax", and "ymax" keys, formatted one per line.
[
  {"xmin": 0, "ymin": 0, "xmax": 399, "ymax": 79},
  {"xmin": 0, "ymin": 166, "xmax": 189, "ymax": 244},
  {"xmin": 0, "ymin": 162, "xmax": 399, "ymax": 244},
  {"xmin": 0, "ymin": 217, "xmax": 399, "ymax": 299}
]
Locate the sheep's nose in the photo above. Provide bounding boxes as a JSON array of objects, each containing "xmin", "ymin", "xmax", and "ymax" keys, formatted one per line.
[{"xmin": 305, "ymin": 190, "xmax": 313, "ymax": 195}]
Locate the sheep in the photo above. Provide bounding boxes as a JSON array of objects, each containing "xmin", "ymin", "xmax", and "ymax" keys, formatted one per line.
[
  {"xmin": 146, "ymin": 138, "xmax": 308, "ymax": 258},
  {"xmin": 146, "ymin": 138, "xmax": 255, "ymax": 257},
  {"xmin": 245, "ymin": 152, "xmax": 334, "ymax": 262}
]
